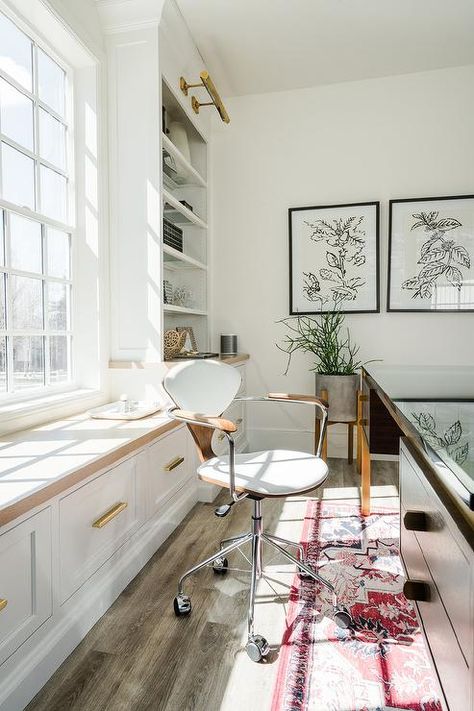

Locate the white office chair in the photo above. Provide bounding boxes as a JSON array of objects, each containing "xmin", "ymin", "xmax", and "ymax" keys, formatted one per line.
[{"xmin": 163, "ymin": 359, "xmax": 352, "ymax": 662}]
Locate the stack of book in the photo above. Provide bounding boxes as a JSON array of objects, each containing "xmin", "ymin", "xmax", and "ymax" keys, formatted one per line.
[{"xmin": 163, "ymin": 218, "xmax": 183, "ymax": 252}]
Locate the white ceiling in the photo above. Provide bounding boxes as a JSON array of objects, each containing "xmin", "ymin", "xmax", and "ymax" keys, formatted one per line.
[{"xmin": 175, "ymin": 0, "xmax": 474, "ymax": 97}]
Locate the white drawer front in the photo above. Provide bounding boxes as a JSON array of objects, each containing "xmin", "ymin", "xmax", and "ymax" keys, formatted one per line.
[
  {"xmin": 418, "ymin": 501, "xmax": 471, "ymax": 669},
  {"xmin": 59, "ymin": 457, "xmax": 141, "ymax": 603},
  {"xmin": 147, "ymin": 427, "xmax": 191, "ymax": 516},
  {"xmin": 0, "ymin": 508, "xmax": 52, "ymax": 665},
  {"xmin": 401, "ymin": 449, "xmax": 472, "ymax": 669},
  {"xmin": 400, "ymin": 445, "xmax": 473, "ymax": 710},
  {"xmin": 402, "ymin": 527, "xmax": 470, "ymax": 711}
]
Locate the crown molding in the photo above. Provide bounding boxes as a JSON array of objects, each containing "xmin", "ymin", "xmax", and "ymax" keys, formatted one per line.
[{"xmin": 95, "ymin": 0, "xmax": 166, "ymax": 34}]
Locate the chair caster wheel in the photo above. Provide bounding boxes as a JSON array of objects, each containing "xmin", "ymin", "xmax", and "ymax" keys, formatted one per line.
[
  {"xmin": 246, "ymin": 634, "xmax": 270, "ymax": 662},
  {"xmin": 334, "ymin": 605, "xmax": 352, "ymax": 629},
  {"xmin": 173, "ymin": 594, "xmax": 192, "ymax": 617},
  {"xmin": 212, "ymin": 556, "xmax": 229, "ymax": 574}
]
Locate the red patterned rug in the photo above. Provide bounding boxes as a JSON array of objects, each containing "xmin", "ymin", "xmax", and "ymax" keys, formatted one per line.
[{"xmin": 271, "ymin": 501, "xmax": 443, "ymax": 711}]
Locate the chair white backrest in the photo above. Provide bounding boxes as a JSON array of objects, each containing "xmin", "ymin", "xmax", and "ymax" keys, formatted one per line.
[{"xmin": 163, "ymin": 360, "xmax": 241, "ymax": 416}]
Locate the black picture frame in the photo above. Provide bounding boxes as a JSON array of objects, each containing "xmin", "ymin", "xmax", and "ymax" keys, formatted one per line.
[
  {"xmin": 388, "ymin": 194, "xmax": 474, "ymax": 313},
  {"xmin": 288, "ymin": 201, "xmax": 380, "ymax": 315}
]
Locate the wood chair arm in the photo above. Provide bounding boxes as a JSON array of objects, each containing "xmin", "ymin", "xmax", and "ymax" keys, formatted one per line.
[
  {"xmin": 268, "ymin": 392, "xmax": 329, "ymax": 409},
  {"xmin": 172, "ymin": 409, "xmax": 237, "ymax": 433}
]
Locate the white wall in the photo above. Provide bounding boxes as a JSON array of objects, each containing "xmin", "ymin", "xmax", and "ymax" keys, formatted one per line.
[{"xmin": 211, "ymin": 65, "xmax": 474, "ymax": 454}]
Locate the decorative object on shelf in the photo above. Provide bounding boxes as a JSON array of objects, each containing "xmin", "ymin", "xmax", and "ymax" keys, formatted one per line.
[
  {"xmin": 162, "ymin": 105, "xmax": 169, "ymax": 135},
  {"xmin": 180, "ymin": 71, "xmax": 230, "ymax": 124},
  {"xmin": 179, "ymin": 199, "xmax": 193, "ymax": 212},
  {"xmin": 289, "ymin": 201, "xmax": 380, "ymax": 314},
  {"xmin": 163, "ymin": 153, "xmax": 178, "ymax": 183},
  {"xmin": 163, "ymin": 218, "xmax": 183, "ymax": 252},
  {"xmin": 168, "ymin": 121, "xmax": 191, "ymax": 163},
  {"xmin": 220, "ymin": 334, "xmax": 238, "ymax": 356},
  {"xmin": 388, "ymin": 194, "xmax": 474, "ymax": 312},
  {"xmin": 163, "ymin": 279, "xmax": 173, "ymax": 304},
  {"xmin": 172, "ymin": 285, "xmax": 193, "ymax": 307},
  {"xmin": 177, "ymin": 326, "xmax": 198, "ymax": 352},
  {"xmin": 164, "ymin": 329, "xmax": 187, "ymax": 360}
]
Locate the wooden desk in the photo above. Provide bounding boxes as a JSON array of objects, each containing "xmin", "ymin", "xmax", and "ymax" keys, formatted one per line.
[
  {"xmin": 361, "ymin": 365, "xmax": 474, "ymax": 548},
  {"xmin": 361, "ymin": 365, "xmax": 474, "ymax": 710}
]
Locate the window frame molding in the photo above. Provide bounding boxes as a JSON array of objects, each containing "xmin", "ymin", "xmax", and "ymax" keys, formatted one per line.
[
  {"xmin": 0, "ymin": 3, "xmax": 76, "ymax": 402},
  {"xmin": 0, "ymin": 0, "xmax": 109, "ymax": 429}
]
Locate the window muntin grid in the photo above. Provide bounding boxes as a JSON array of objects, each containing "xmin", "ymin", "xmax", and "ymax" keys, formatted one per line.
[{"xmin": 0, "ymin": 10, "xmax": 72, "ymax": 397}]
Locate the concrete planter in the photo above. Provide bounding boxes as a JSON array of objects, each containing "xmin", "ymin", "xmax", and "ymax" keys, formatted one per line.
[{"xmin": 315, "ymin": 373, "xmax": 359, "ymax": 422}]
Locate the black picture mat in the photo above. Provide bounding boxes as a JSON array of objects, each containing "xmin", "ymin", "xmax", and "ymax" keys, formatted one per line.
[
  {"xmin": 388, "ymin": 194, "xmax": 474, "ymax": 313},
  {"xmin": 288, "ymin": 201, "xmax": 380, "ymax": 315}
]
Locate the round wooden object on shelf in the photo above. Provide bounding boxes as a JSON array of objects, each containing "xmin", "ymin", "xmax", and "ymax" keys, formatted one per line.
[{"xmin": 164, "ymin": 329, "xmax": 187, "ymax": 360}]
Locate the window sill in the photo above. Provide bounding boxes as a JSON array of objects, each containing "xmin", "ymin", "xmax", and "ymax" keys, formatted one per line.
[{"xmin": 0, "ymin": 388, "xmax": 106, "ymax": 431}]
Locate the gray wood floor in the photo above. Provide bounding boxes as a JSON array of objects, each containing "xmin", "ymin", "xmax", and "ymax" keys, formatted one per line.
[{"xmin": 26, "ymin": 459, "xmax": 398, "ymax": 711}]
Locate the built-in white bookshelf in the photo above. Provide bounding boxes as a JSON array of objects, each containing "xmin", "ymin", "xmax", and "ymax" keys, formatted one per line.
[{"xmin": 161, "ymin": 78, "xmax": 209, "ymax": 357}]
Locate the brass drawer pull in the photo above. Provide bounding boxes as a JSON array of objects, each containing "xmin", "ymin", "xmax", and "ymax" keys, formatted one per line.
[
  {"xmin": 404, "ymin": 510, "xmax": 428, "ymax": 532},
  {"xmin": 0, "ymin": 599, "xmax": 7, "ymax": 612},
  {"xmin": 403, "ymin": 580, "xmax": 431, "ymax": 602},
  {"xmin": 164, "ymin": 456, "xmax": 185, "ymax": 472},
  {"xmin": 92, "ymin": 502, "xmax": 128, "ymax": 529}
]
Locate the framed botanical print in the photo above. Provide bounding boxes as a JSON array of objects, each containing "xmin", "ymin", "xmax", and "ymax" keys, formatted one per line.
[
  {"xmin": 388, "ymin": 195, "xmax": 474, "ymax": 312},
  {"xmin": 289, "ymin": 201, "xmax": 380, "ymax": 314}
]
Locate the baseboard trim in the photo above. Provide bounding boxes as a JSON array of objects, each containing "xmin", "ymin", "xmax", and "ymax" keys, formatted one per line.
[{"xmin": 0, "ymin": 486, "xmax": 198, "ymax": 711}]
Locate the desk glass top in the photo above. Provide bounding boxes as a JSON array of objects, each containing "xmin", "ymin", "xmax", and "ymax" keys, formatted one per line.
[
  {"xmin": 397, "ymin": 401, "xmax": 474, "ymax": 487},
  {"xmin": 365, "ymin": 364, "xmax": 474, "ymax": 501},
  {"xmin": 365, "ymin": 364, "xmax": 474, "ymax": 401}
]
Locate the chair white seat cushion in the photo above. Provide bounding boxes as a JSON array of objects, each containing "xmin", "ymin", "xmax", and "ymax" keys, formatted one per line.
[{"xmin": 197, "ymin": 449, "xmax": 328, "ymax": 497}]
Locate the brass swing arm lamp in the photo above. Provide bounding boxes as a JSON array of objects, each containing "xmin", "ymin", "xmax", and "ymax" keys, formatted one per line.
[{"xmin": 180, "ymin": 71, "xmax": 230, "ymax": 124}]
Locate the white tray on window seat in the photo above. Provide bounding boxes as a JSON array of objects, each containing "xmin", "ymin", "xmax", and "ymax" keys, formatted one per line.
[{"xmin": 88, "ymin": 401, "xmax": 162, "ymax": 420}]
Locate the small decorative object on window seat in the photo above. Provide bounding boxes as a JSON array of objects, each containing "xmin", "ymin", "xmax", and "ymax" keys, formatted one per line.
[{"xmin": 89, "ymin": 395, "xmax": 161, "ymax": 420}]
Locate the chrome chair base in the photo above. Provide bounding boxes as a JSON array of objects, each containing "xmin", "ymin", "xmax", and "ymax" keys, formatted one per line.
[{"xmin": 173, "ymin": 499, "xmax": 352, "ymax": 662}]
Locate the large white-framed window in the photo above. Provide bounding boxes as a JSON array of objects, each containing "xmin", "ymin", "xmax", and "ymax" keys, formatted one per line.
[{"xmin": 0, "ymin": 8, "xmax": 74, "ymax": 400}]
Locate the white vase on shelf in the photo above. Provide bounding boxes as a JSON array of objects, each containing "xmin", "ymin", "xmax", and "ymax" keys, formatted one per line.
[{"xmin": 168, "ymin": 121, "xmax": 191, "ymax": 163}]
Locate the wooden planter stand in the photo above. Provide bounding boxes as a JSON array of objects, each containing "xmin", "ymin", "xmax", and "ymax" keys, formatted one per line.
[
  {"xmin": 314, "ymin": 387, "xmax": 357, "ymax": 464},
  {"xmin": 314, "ymin": 388, "xmax": 371, "ymax": 516}
]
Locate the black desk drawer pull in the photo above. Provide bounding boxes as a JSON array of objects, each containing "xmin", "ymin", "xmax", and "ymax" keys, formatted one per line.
[
  {"xmin": 403, "ymin": 579, "xmax": 431, "ymax": 602},
  {"xmin": 403, "ymin": 510, "xmax": 428, "ymax": 531}
]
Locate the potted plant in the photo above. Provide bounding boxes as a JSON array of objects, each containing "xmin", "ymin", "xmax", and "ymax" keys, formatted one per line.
[{"xmin": 277, "ymin": 309, "xmax": 374, "ymax": 422}]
